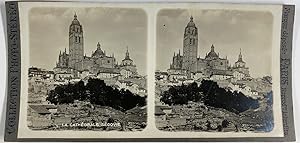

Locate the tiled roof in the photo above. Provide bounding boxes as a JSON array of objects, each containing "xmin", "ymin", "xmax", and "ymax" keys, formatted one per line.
[
  {"xmin": 155, "ymin": 71, "xmax": 168, "ymax": 75},
  {"xmin": 155, "ymin": 107, "xmax": 166, "ymax": 115},
  {"xmin": 156, "ymin": 105, "xmax": 172, "ymax": 110},
  {"xmin": 97, "ymin": 68, "xmax": 120, "ymax": 74},
  {"xmin": 211, "ymin": 70, "xmax": 233, "ymax": 76},
  {"xmin": 118, "ymin": 80, "xmax": 132, "ymax": 84},
  {"xmin": 29, "ymin": 105, "xmax": 56, "ymax": 114}
]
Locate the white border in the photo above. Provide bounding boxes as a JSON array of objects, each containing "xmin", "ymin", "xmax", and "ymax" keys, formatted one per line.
[{"xmin": 16, "ymin": 2, "xmax": 283, "ymax": 139}]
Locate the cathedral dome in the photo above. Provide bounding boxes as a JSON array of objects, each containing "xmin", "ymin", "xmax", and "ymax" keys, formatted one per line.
[
  {"xmin": 72, "ymin": 19, "xmax": 80, "ymax": 25},
  {"xmin": 121, "ymin": 47, "xmax": 134, "ymax": 66},
  {"xmin": 187, "ymin": 16, "xmax": 196, "ymax": 27},
  {"xmin": 207, "ymin": 51, "xmax": 218, "ymax": 58},
  {"xmin": 236, "ymin": 48, "xmax": 245, "ymax": 63},
  {"xmin": 71, "ymin": 13, "xmax": 81, "ymax": 25},
  {"xmin": 206, "ymin": 44, "xmax": 219, "ymax": 59},
  {"xmin": 92, "ymin": 42, "xmax": 105, "ymax": 57}
]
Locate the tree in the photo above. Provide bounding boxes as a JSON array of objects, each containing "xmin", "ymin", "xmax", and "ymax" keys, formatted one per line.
[
  {"xmin": 46, "ymin": 78, "xmax": 146, "ymax": 112},
  {"xmin": 160, "ymin": 80, "xmax": 260, "ymax": 114},
  {"xmin": 160, "ymin": 82, "xmax": 203, "ymax": 105}
]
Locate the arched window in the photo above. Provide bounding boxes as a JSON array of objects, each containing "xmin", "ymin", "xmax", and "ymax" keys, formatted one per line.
[{"xmin": 75, "ymin": 36, "xmax": 77, "ymax": 42}]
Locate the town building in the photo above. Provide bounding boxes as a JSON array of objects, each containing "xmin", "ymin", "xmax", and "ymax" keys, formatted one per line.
[
  {"xmin": 27, "ymin": 104, "xmax": 57, "ymax": 128},
  {"xmin": 115, "ymin": 80, "xmax": 139, "ymax": 94},
  {"xmin": 29, "ymin": 67, "xmax": 54, "ymax": 80},
  {"xmin": 228, "ymin": 83, "xmax": 261, "ymax": 99}
]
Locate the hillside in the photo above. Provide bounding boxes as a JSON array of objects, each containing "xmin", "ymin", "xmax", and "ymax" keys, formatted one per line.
[
  {"xmin": 45, "ymin": 101, "xmax": 147, "ymax": 131},
  {"xmin": 157, "ymin": 103, "xmax": 273, "ymax": 132}
]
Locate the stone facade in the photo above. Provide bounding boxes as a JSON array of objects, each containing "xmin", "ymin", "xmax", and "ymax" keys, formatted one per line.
[
  {"xmin": 169, "ymin": 16, "xmax": 250, "ymax": 79},
  {"xmin": 182, "ymin": 16, "xmax": 198, "ymax": 75},
  {"xmin": 69, "ymin": 13, "xmax": 84, "ymax": 71},
  {"xmin": 231, "ymin": 49, "xmax": 250, "ymax": 77},
  {"xmin": 119, "ymin": 47, "xmax": 138, "ymax": 75},
  {"xmin": 54, "ymin": 14, "xmax": 138, "ymax": 78}
]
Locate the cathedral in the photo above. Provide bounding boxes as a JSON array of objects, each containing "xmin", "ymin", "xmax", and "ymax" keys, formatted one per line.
[
  {"xmin": 169, "ymin": 16, "xmax": 250, "ymax": 79},
  {"xmin": 54, "ymin": 13, "xmax": 137, "ymax": 78}
]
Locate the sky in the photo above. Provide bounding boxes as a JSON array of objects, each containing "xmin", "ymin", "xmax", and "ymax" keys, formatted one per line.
[
  {"xmin": 156, "ymin": 9, "xmax": 274, "ymax": 78},
  {"xmin": 29, "ymin": 7, "xmax": 147, "ymax": 75}
]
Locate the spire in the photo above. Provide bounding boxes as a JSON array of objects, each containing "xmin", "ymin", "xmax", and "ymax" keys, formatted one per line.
[
  {"xmin": 190, "ymin": 15, "xmax": 193, "ymax": 22},
  {"xmin": 125, "ymin": 46, "xmax": 130, "ymax": 60},
  {"xmin": 71, "ymin": 12, "xmax": 81, "ymax": 26},
  {"xmin": 97, "ymin": 42, "xmax": 101, "ymax": 50},
  {"xmin": 179, "ymin": 49, "xmax": 181, "ymax": 55},
  {"xmin": 59, "ymin": 50, "xmax": 61, "ymax": 56},
  {"xmin": 74, "ymin": 12, "xmax": 77, "ymax": 20},
  {"xmin": 211, "ymin": 44, "xmax": 215, "ymax": 52},
  {"xmin": 187, "ymin": 15, "xmax": 196, "ymax": 27},
  {"xmin": 64, "ymin": 48, "xmax": 66, "ymax": 53},
  {"xmin": 238, "ymin": 48, "xmax": 243, "ymax": 62}
]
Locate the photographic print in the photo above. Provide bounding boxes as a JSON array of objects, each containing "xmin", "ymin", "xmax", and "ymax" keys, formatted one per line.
[
  {"xmin": 155, "ymin": 9, "xmax": 275, "ymax": 132},
  {"xmin": 4, "ymin": 1, "xmax": 295, "ymax": 141},
  {"xmin": 27, "ymin": 7, "xmax": 147, "ymax": 131}
]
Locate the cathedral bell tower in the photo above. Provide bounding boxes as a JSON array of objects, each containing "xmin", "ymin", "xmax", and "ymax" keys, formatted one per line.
[
  {"xmin": 235, "ymin": 48, "xmax": 246, "ymax": 68},
  {"xmin": 69, "ymin": 13, "xmax": 84, "ymax": 71},
  {"xmin": 183, "ymin": 16, "xmax": 198, "ymax": 77}
]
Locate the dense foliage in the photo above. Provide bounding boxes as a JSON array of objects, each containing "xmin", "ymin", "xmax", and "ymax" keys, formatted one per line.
[
  {"xmin": 46, "ymin": 79, "xmax": 146, "ymax": 111},
  {"xmin": 160, "ymin": 80, "xmax": 259, "ymax": 113},
  {"xmin": 160, "ymin": 82, "xmax": 203, "ymax": 105}
]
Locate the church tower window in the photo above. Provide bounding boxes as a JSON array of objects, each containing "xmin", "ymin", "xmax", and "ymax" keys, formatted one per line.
[
  {"xmin": 69, "ymin": 13, "xmax": 84, "ymax": 71},
  {"xmin": 183, "ymin": 16, "xmax": 198, "ymax": 77}
]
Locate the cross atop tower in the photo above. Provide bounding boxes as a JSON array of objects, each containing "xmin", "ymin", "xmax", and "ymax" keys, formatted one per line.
[
  {"xmin": 125, "ymin": 46, "xmax": 130, "ymax": 59},
  {"xmin": 238, "ymin": 48, "xmax": 243, "ymax": 62},
  {"xmin": 211, "ymin": 44, "xmax": 215, "ymax": 52},
  {"xmin": 74, "ymin": 12, "xmax": 77, "ymax": 20},
  {"xmin": 97, "ymin": 42, "xmax": 101, "ymax": 50}
]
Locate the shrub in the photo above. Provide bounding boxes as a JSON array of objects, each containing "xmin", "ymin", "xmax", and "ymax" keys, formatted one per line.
[
  {"xmin": 160, "ymin": 80, "xmax": 259, "ymax": 114},
  {"xmin": 47, "ymin": 78, "xmax": 146, "ymax": 111}
]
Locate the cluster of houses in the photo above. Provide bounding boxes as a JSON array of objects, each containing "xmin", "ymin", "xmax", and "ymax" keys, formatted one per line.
[
  {"xmin": 155, "ymin": 70, "xmax": 251, "ymax": 83},
  {"xmin": 155, "ymin": 70, "xmax": 262, "ymax": 100},
  {"xmin": 28, "ymin": 66, "xmax": 147, "ymax": 96},
  {"xmin": 27, "ymin": 66, "xmax": 147, "ymax": 129},
  {"xmin": 227, "ymin": 83, "xmax": 260, "ymax": 99},
  {"xmin": 27, "ymin": 104, "xmax": 59, "ymax": 128}
]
